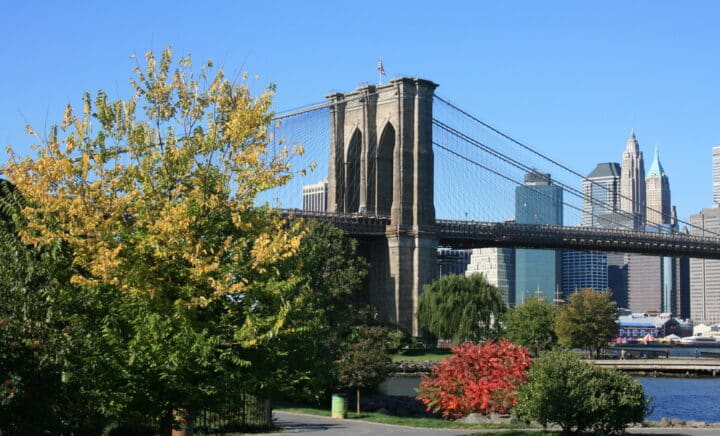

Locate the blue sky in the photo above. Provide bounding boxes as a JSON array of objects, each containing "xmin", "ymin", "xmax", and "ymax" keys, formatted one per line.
[{"xmin": 2, "ymin": 1, "xmax": 719, "ymax": 222}]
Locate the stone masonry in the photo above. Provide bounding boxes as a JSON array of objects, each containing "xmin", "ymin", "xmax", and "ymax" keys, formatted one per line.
[{"xmin": 326, "ymin": 78, "xmax": 438, "ymax": 336}]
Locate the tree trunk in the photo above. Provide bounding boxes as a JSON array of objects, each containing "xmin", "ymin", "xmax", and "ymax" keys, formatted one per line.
[
  {"xmin": 356, "ymin": 388, "xmax": 360, "ymax": 415},
  {"xmin": 160, "ymin": 407, "xmax": 173, "ymax": 436}
]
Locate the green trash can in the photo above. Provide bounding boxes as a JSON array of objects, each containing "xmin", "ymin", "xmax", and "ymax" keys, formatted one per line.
[{"xmin": 331, "ymin": 394, "xmax": 348, "ymax": 419}]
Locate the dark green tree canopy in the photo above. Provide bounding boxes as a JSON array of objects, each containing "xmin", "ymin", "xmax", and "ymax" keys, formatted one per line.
[
  {"xmin": 555, "ymin": 289, "xmax": 617, "ymax": 358},
  {"xmin": 335, "ymin": 325, "xmax": 392, "ymax": 414},
  {"xmin": 0, "ymin": 179, "xmax": 78, "ymax": 433},
  {"xmin": 417, "ymin": 273, "xmax": 505, "ymax": 344},
  {"xmin": 514, "ymin": 350, "xmax": 648, "ymax": 434},
  {"xmin": 504, "ymin": 296, "xmax": 556, "ymax": 356},
  {"xmin": 254, "ymin": 220, "xmax": 371, "ymax": 403}
]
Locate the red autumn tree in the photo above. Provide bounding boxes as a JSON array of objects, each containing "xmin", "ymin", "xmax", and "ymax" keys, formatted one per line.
[{"xmin": 416, "ymin": 340, "xmax": 532, "ymax": 420}]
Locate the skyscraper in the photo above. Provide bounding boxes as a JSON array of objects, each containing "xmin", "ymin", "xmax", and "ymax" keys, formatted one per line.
[
  {"xmin": 561, "ymin": 250, "xmax": 608, "ymax": 300},
  {"xmin": 302, "ymin": 180, "xmax": 328, "ymax": 212},
  {"xmin": 515, "ymin": 171, "xmax": 563, "ymax": 304},
  {"xmin": 689, "ymin": 207, "xmax": 720, "ymax": 323},
  {"xmin": 645, "ymin": 147, "xmax": 671, "ymax": 228},
  {"xmin": 437, "ymin": 247, "xmax": 471, "ymax": 277},
  {"xmin": 582, "ymin": 162, "xmax": 621, "ymax": 227},
  {"xmin": 627, "ymin": 146, "xmax": 680, "ymax": 316},
  {"xmin": 620, "ymin": 130, "xmax": 646, "ymax": 229},
  {"xmin": 713, "ymin": 146, "xmax": 720, "ymax": 205},
  {"xmin": 627, "ymin": 250, "xmax": 678, "ymax": 315},
  {"xmin": 466, "ymin": 247, "xmax": 515, "ymax": 306}
]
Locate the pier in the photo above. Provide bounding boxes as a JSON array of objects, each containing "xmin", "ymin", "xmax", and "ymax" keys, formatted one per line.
[{"xmin": 591, "ymin": 359, "xmax": 720, "ymax": 376}]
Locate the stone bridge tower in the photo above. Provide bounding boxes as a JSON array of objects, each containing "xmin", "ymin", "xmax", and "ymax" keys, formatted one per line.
[{"xmin": 326, "ymin": 78, "xmax": 438, "ymax": 336}]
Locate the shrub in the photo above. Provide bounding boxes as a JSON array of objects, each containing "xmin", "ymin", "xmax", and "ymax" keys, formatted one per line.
[
  {"xmin": 416, "ymin": 340, "xmax": 531, "ymax": 420},
  {"xmin": 513, "ymin": 350, "xmax": 649, "ymax": 434},
  {"xmin": 585, "ymin": 368, "xmax": 649, "ymax": 434}
]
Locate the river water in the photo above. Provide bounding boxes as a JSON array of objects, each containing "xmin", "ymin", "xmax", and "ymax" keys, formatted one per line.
[
  {"xmin": 380, "ymin": 375, "xmax": 720, "ymax": 423},
  {"xmin": 639, "ymin": 377, "xmax": 720, "ymax": 422}
]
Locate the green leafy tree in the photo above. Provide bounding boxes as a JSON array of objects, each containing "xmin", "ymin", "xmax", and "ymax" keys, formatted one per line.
[
  {"xmin": 585, "ymin": 366, "xmax": 649, "ymax": 434},
  {"xmin": 3, "ymin": 48, "xmax": 308, "ymax": 433},
  {"xmin": 555, "ymin": 289, "xmax": 617, "ymax": 358},
  {"xmin": 513, "ymin": 350, "xmax": 648, "ymax": 434},
  {"xmin": 417, "ymin": 273, "xmax": 505, "ymax": 344},
  {"xmin": 513, "ymin": 350, "xmax": 596, "ymax": 433},
  {"xmin": 335, "ymin": 326, "xmax": 391, "ymax": 414},
  {"xmin": 254, "ymin": 220, "xmax": 370, "ymax": 403},
  {"xmin": 504, "ymin": 297, "xmax": 556, "ymax": 356},
  {"xmin": 0, "ymin": 181, "xmax": 78, "ymax": 434}
]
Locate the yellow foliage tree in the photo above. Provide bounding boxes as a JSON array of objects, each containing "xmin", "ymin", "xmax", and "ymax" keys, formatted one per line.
[{"xmin": 3, "ymin": 47, "xmax": 307, "ymax": 430}]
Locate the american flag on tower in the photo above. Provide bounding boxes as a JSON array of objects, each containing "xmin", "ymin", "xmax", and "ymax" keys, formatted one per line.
[{"xmin": 377, "ymin": 58, "xmax": 386, "ymax": 76}]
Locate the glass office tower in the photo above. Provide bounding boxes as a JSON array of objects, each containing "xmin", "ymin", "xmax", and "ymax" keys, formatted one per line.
[{"xmin": 515, "ymin": 171, "xmax": 563, "ymax": 303}]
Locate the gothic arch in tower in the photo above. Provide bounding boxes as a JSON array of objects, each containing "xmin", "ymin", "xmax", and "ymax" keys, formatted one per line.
[
  {"xmin": 345, "ymin": 128, "xmax": 362, "ymax": 213},
  {"xmin": 375, "ymin": 122, "xmax": 395, "ymax": 215}
]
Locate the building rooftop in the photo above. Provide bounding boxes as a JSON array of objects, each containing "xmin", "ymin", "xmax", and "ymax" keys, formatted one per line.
[
  {"xmin": 646, "ymin": 146, "xmax": 666, "ymax": 178},
  {"xmin": 587, "ymin": 162, "xmax": 621, "ymax": 179}
]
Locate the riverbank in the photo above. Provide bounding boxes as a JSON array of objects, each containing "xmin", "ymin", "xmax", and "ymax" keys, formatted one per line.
[{"xmin": 380, "ymin": 369, "xmax": 720, "ymax": 424}]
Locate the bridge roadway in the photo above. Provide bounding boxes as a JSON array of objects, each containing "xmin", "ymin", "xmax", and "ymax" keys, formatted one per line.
[{"xmin": 281, "ymin": 210, "xmax": 720, "ymax": 259}]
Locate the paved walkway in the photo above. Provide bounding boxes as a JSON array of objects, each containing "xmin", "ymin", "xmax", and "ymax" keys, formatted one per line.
[{"xmin": 256, "ymin": 411, "xmax": 720, "ymax": 436}]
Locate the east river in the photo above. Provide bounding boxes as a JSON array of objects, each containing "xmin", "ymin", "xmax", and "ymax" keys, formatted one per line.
[
  {"xmin": 381, "ymin": 375, "xmax": 720, "ymax": 423},
  {"xmin": 639, "ymin": 376, "xmax": 720, "ymax": 422}
]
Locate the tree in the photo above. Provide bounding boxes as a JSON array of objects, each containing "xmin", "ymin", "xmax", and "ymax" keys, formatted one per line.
[
  {"xmin": 585, "ymin": 366, "xmax": 649, "ymax": 434},
  {"xmin": 513, "ymin": 350, "xmax": 648, "ymax": 434},
  {"xmin": 555, "ymin": 289, "xmax": 617, "ymax": 358},
  {"xmin": 417, "ymin": 273, "xmax": 505, "ymax": 344},
  {"xmin": 0, "ymin": 180, "xmax": 79, "ymax": 434},
  {"xmin": 254, "ymin": 220, "xmax": 370, "ymax": 403},
  {"xmin": 504, "ymin": 297, "xmax": 556, "ymax": 356},
  {"xmin": 513, "ymin": 350, "xmax": 595, "ymax": 433},
  {"xmin": 335, "ymin": 325, "xmax": 392, "ymax": 414},
  {"xmin": 417, "ymin": 340, "xmax": 531, "ymax": 420},
  {"xmin": 3, "ymin": 48, "xmax": 307, "ymax": 432}
]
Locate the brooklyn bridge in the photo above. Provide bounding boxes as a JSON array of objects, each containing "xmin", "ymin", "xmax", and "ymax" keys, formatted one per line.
[{"xmin": 264, "ymin": 77, "xmax": 720, "ymax": 335}]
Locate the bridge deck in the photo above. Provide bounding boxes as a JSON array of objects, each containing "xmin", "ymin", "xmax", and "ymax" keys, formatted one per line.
[{"xmin": 281, "ymin": 210, "xmax": 720, "ymax": 259}]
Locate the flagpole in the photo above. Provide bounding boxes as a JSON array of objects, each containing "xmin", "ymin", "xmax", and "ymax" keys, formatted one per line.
[
  {"xmin": 378, "ymin": 57, "xmax": 382, "ymax": 86},
  {"xmin": 378, "ymin": 57, "xmax": 385, "ymax": 86}
]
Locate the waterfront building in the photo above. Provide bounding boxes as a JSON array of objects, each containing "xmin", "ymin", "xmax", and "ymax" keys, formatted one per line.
[
  {"xmin": 437, "ymin": 247, "xmax": 471, "ymax": 278},
  {"xmin": 645, "ymin": 147, "xmax": 672, "ymax": 228},
  {"xmin": 561, "ymin": 250, "xmax": 608, "ymax": 301},
  {"xmin": 620, "ymin": 130, "xmax": 646, "ymax": 229},
  {"xmin": 466, "ymin": 247, "xmax": 515, "ymax": 306},
  {"xmin": 582, "ymin": 162, "xmax": 621, "ymax": 227},
  {"xmin": 515, "ymin": 171, "xmax": 563, "ymax": 304},
  {"xmin": 689, "ymin": 207, "xmax": 720, "ymax": 323},
  {"xmin": 616, "ymin": 312, "xmax": 681, "ymax": 339},
  {"xmin": 302, "ymin": 180, "xmax": 328, "ymax": 212}
]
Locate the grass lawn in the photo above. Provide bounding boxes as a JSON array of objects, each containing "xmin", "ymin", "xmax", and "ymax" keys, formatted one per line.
[
  {"xmin": 392, "ymin": 348, "xmax": 453, "ymax": 362},
  {"xmin": 391, "ymin": 352, "xmax": 450, "ymax": 362}
]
